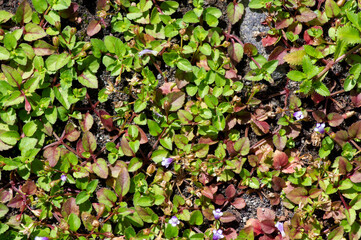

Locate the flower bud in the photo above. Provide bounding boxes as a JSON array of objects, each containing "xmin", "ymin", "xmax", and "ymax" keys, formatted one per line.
[
  {"xmin": 52, "ymin": 36, "xmax": 59, "ymax": 47},
  {"xmin": 92, "ymin": 219, "xmax": 100, "ymax": 228},
  {"xmin": 82, "ymin": 42, "xmax": 92, "ymax": 51},
  {"xmin": 78, "ymin": 51, "xmax": 87, "ymax": 57},
  {"xmin": 179, "ymin": 28, "xmax": 186, "ymax": 35},
  {"xmin": 55, "ymin": 21, "xmax": 61, "ymax": 31},
  {"xmin": 147, "ymin": 164, "xmax": 156, "ymax": 175}
]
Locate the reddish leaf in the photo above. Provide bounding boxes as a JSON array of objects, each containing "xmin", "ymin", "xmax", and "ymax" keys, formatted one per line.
[
  {"xmin": 312, "ymin": 110, "xmax": 326, "ymax": 122},
  {"xmin": 201, "ymin": 185, "xmax": 217, "ymax": 200},
  {"xmin": 199, "ymin": 172, "xmax": 213, "ymax": 185},
  {"xmin": 43, "ymin": 146, "xmax": 60, "ymax": 167},
  {"xmin": 226, "ymin": 140, "xmax": 237, "ymax": 157},
  {"xmin": 225, "ymin": 184, "xmax": 236, "ymax": 199},
  {"xmin": 114, "ymin": 162, "xmax": 130, "ymax": 197},
  {"xmin": 0, "ymin": 189, "xmax": 13, "ymax": 203},
  {"xmin": 234, "ymin": 137, "xmax": 250, "ymax": 156},
  {"xmin": 120, "ymin": 135, "xmax": 134, "ymax": 157},
  {"xmin": 231, "ymin": 197, "xmax": 246, "ymax": 209},
  {"xmin": 220, "ymin": 211, "xmax": 236, "ymax": 223},
  {"xmin": 223, "ymin": 227, "xmax": 238, "ymax": 240},
  {"xmin": 61, "ymin": 198, "xmax": 79, "ymax": 218},
  {"xmin": 168, "ymin": 91, "xmax": 186, "ymax": 112},
  {"xmin": 21, "ymin": 180, "xmax": 36, "ymax": 195},
  {"xmin": 80, "ymin": 113, "xmax": 94, "ymax": 131},
  {"xmin": 286, "ymin": 187, "xmax": 308, "ymax": 204},
  {"xmin": 82, "ymin": 131, "xmax": 97, "ymax": 153},
  {"xmin": 244, "ymin": 43, "xmax": 258, "ymax": 57},
  {"xmin": 273, "ymin": 134, "xmax": 287, "ymax": 150},
  {"xmin": 257, "ymin": 208, "xmax": 275, "ymax": 222},
  {"xmin": 245, "ymin": 219, "xmax": 263, "ymax": 235},
  {"xmin": 262, "ymin": 34, "xmax": 279, "ymax": 47},
  {"xmin": 327, "ymin": 113, "xmax": 344, "ymax": 127},
  {"xmin": 228, "ymin": 42, "xmax": 243, "ymax": 63},
  {"xmin": 252, "ymin": 119, "xmax": 270, "ymax": 134},
  {"xmin": 159, "ymin": 82, "xmax": 180, "ymax": 95},
  {"xmin": 333, "ymin": 130, "xmax": 349, "ymax": 147},
  {"xmin": 350, "ymin": 171, "xmax": 361, "ymax": 183},
  {"xmin": 348, "ymin": 121, "xmax": 361, "ymax": 139},
  {"xmin": 59, "ymin": 3, "xmax": 79, "ymax": 19},
  {"xmin": 65, "ymin": 122, "xmax": 80, "ymax": 142},
  {"xmin": 351, "ymin": 90, "xmax": 361, "ymax": 107},
  {"xmin": 214, "ymin": 194, "xmax": 226, "ymax": 205},
  {"xmin": 99, "ymin": 110, "xmax": 114, "ymax": 132},
  {"xmin": 76, "ymin": 139, "xmax": 86, "ymax": 157},
  {"xmin": 136, "ymin": 126, "xmax": 148, "ymax": 144},
  {"xmin": 311, "ymin": 92, "xmax": 325, "ymax": 104},
  {"xmin": 273, "ymin": 150, "xmax": 289, "ymax": 170},
  {"xmin": 275, "ymin": 17, "xmax": 293, "ymax": 29},
  {"xmin": 269, "ymin": 193, "xmax": 280, "ymax": 205},
  {"xmin": 97, "ymin": 0, "xmax": 108, "ymax": 10},
  {"xmin": 202, "ymin": 209, "xmax": 214, "ymax": 220},
  {"xmin": 296, "ymin": 9, "xmax": 317, "ymax": 22},
  {"xmin": 248, "ymin": 155, "xmax": 260, "ymax": 167},
  {"xmin": 268, "ymin": 46, "xmax": 287, "ymax": 65},
  {"xmin": 87, "ymin": 20, "xmax": 101, "ymax": 36},
  {"xmin": 7, "ymin": 194, "xmax": 23, "ymax": 208},
  {"xmin": 33, "ymin": 40, "xmax": 56, "ymax": 56},
  {"xmin": 92, "ymin": 158, "xmax": 109, "ymax": 179},
  {"xmin": 260, "ymin": 219, "xmax": 276, "ymax": 234},
  {"xmin": 272, "ymin": 176, "xmax": 286, "ymax": 192}
]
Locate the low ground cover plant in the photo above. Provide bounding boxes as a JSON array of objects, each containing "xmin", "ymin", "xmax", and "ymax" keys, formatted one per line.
[{"xmin": 0, "ymin": 0, "xmax": 361, "ymax": 239}]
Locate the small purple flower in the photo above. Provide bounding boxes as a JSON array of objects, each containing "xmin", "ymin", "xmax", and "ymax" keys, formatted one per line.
[
  {"xmin": 61, "ymin": 174, "xmax": 67, "ymax": 182},
  {"xmin": 293, "ymin": 111, "xmax": 304, "ymax": 120},
  {"xmin": 168, "ymin": 216, "xmax": 180, "ymax": 227},
  {"xmin": 314, "ymin": 123, "xmax": 325, "ymax": 134},
  {"xmin": 162, "ymin": 157, "xmax": 174, "ymax": 168},
  {"xmin": 35, "ymin": 237, "xmax": 49, "ymax": 240},
  {"xmin": 275, "ymin": 221, "xmax": 286, "ymax": 237},
  {"xmin": 213, "ymin": 229, "xmax": 224, "ymax": 240},
  {"xmin": 138, "ymin": 49, "xmax": 158, "ymax": 57},
  {"xmin": 213, "ymin": 209, "xmax": 223, "ymax": 220}
]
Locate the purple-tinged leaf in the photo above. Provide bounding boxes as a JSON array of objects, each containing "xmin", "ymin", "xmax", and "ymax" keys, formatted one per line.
[
  {"xmin": 21, "ymin": 180, "xmax": 36, "ymax": 195},
  {"xmin": 262, "ymin": 34, "xmax": 279, "ymax": 47},
  {"xmin": 312, "ymin": 110, "xmax": 326, "ymax": 122},
  {"xmin": 244, "ymin": 43, "xmax": 258, "ymax": 57},
  {"xmin": 65, "ymin": 122, "xmax": 80, "ymax": 142},
  {"xmin": 296, "ymin": 9, "xmax": 317, "ymax": 22},
  {"xmin": 225, "ymin": 184, "xmax": 236, "ymax": 199},
  {"xmin": 121, "ymin": 135, "xmax": 134, "ymax": 157},
  {"xmin": 231, "ymin": 198, "xmax": 246, "ymax": 209},
  {"xmin": 24, "ymin": 23, "xmax": 47, "ymax": 41},
  {"xmin": 272, "ymin": 176, "xmax": 286, "ymax": 192},
  {"xmin": 348, "ymin": 121, "xmax": 361, "ymax": 139},
  {"xmin": 76, "ymin": 139, "xmax": 86, "ymax": 157},
  {"xmin": 92, "ymin": 158, "xmax": 108, "ymax": 179},
  {"xmin": 268, "ymin": 46, "xmax": 287, "ymax": 65},
  {"xmin": 327, "ymin": 113, "xmax": 344, "ymax": 127},
  {"xmin": 168, "ymin": 91, "xmax": 186, "ymax": 112},
  {"xmin": 273, "ymin": 150, "xmax": 289, "ymax": 170},
  {"xmin": 61, "ymin": 198, "xmax": 79, "ymax": 218},
  {"xmin": 7, "ymin": 194, "xmax": 23, "ymax": 208},
  {"xmin": 201, "ymin": 185, "xmax": 217, "ymax": 200},
  {"xmin": 227, "ymin": 2, "xmax": 244, "ymax": 25},
  {"xmin": 1, "ymin": 65, "xmax": 22, "ymax": 88},
  {"xmin": 80, "ymin": 113, "xmax": 94, "ymax": 132},
  {"xmin": 59, "ymin": 3, "xmax": 79, "ymax": 19},
  {"xmin": 15, "ymin": 0, "xmax": 32, "ymax": 24},
  {"xmin": 92, "ymin": 203, "xmax": 105, "ymax": 217},
  {"xmin": 114, "ymin": 161, "xmax": 130, "ymax": 197},
  {"xmin": 97, "ymin": 0, "xmax": 108, "ymax": 10},
  {"xmin": 99, "ymin": 110, "xmax": 114, "ymax": 132},
  {"xmin": 333, "ymin": 130, "xmax": 349, "ymax": 147},
  {"xmin": 33, "ymin": 40, "xmax": 56, "ymax": 56},
  {"xmin": 43, "ymin": 146, "xmax": 60, "ymax": 167},
  {"xmin": 350, "ymin": 171, "xmax": 361, "ymax": 183},
  {"xmin": 137, "ymin": 126, "xmax": 148, "ymax": 144},
  {"xmin": 257, "ymin": 207, "xmax": 275, "ymax": 222},
  {"xmin": 234, "ymin": 137, "xmax": 250, "ymax": 156},
  {"xmin": 273, "ymin": 134, "xmax": 287, "ymax": 150},
  {"xmin": 96, "ymin": 188, "xmax": 117, "ymax": 209},
  {"xmin": 220, "ymin": 212, "xmax": 236, "ymax": 223},
  {"xmin": 87, "ymin": 20, "xmax": 101, "ymax": 36},
  {"xmin": 328, "ymin": 226, "xmax": 344, "ymax": 240},
  {"xmin": 275, "ymin": 17, "xmax": 293, "ymax": 29},
  {"xmin": 228, "ymin": 42, "xmax": 243, "ymax": 63},
  {"xmin": 0, "ymin": 189, "xmax": 13, "ymax": 203},
  {"xmin": 223, "ymin": 228, "xmax": 238, "ymax": 240},
  {"xmin": 82, "ymin": 131, "xmax": 97, "ymax": 153},
  {"xmin": 202, "ymin": 209, "xmax": 214, "ymax": 220},
  {"xmin": 286, "ymin": 187, "xmax": 308, "ymax": 204},
  {"xmin": 214, "ymin": 194, "xmax": 226, "ymax": 205},
  {"xmin": 325, "ymin": 0, "xmax": 341, "ymax": 18}
]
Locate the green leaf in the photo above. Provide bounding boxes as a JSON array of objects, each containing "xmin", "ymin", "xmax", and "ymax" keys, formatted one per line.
[
  {"xmin": 190, "ymin": 210, "xmax": 203, "ymax": 225},
  {"xmin": 336, "ymin": 26, "xmax": 361, "ymax": 44},
  {"xmin": 249, "ymin": 0, "xmax": 268, "ymax": 9},
  {"xmin": 0, "ymin": 10, "xmax": 13, "ymax": 24},
  {"xmin": 302, "ymin": 55, "xmax": 319, "ymax": 78},
  {"xmin": 24, "ymin": 23, "xmax": 47, "ymax": 41},
  {"xmin": 334, "ymin": 40, "xmax": 348, "ymax": 60},
  {"xmin": 262, "ymin": 60, "xmax": 278, "ymax": 74},
  {"xmin": 283, "ymin": 50, "xmax": 306, "ymax": 66},
  {"xmin": 68, "ymin": 213, "xmax": 81, "ymax": 232},
  {"xmin": 15, "ymin": 0, "xmax": 32, "ymax": 24},
  {"xmin": 0, "ymin": 46, "xmax": 10, "ymax": 61},
  {"xmin": 4, "ymin": 33, "xmax": 17, "ymax": 50},
  {"xmin": 46, "ymin": 53, "xmax": 71, "ymax": 72},
  {"xmin": 168, "ymin": 92, "xmax": 186, "ymax": 111},
  {"xmin": 165, "ymin": 224, "xmax": 179, "ymax": 238},
  {"xmin": 163, "ymin": 52, "xmax": 178, "ymax": 67},
  {"xmin": 227, "ymin": 2, "xmax": 244, "ymax": 25},
  {"xmin": 228, "ymin": 42, "xmax": 243, "ymax": 63},
  {"xmin": 23, "ymin": 121, "xmax": 37, "ymax": 137},
  {"xmin": 0, "ymin": 203, "xmax": 9, "ymax": 218},
  {"xmin": 287, "ymin": 70, "xmax": 306, "ymax": 81},
  {"xmin": 313, "ymin": 81, "xmax": 330, "ymax": 96},
  {"xmin": 76, "ymin": 191, "xmax": 90, "ymax": 205},
  {"xmin": 328, "ymin": 226, "xmax": 344, "ymax": 240},
  {"xmin": 78, "ymin": 70, "xmax": 98, "ymax": 89},
  {"xmin": 92, "ymin": 158, "xmax": 109, "ymax": 179},
  {"xmin": 160, "ymin": 1, "xmax": 179, "ymax": 15},
  {"xmin": 325, "ymin": 0, "xmax": 340, "ymax": 18},
  {"xmin": 177, "ymin": 59, "xmax": 192, "ymax": 72},
  {"xmin": 128, "ymin": 157, "xmax": 142, "ymax": 172},
  {"xmin": 1, "ymin": 65, "xmax": 22, "ymax": 87},
  {"xmin": 148, "ymin": 120, "xmax": 162, "ymax": 136},
  {"xmin": 183, "ymin": 10, "xmax": 199, "ymax": 23},
  {"xmin": 32, "ymin": 0, "xmax": 48, "ymax": 13}
]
